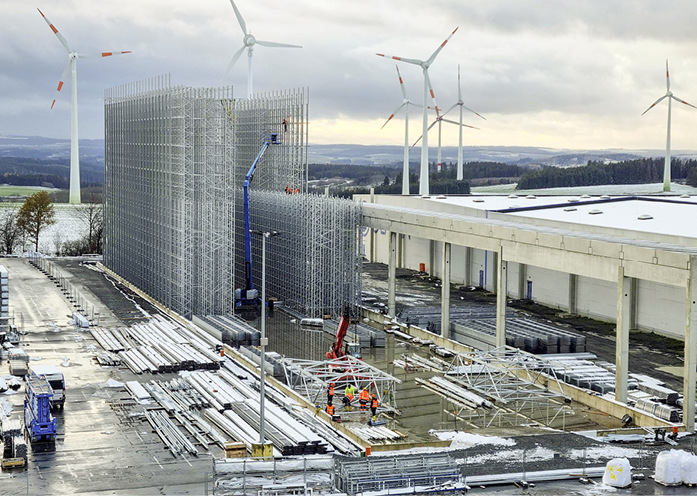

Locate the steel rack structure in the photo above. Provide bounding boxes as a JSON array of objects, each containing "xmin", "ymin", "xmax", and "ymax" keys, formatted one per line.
[
  {"xmin": 104, "ymin": 76, "xmax": 361, "ymax": 321},
  {"xmin": 423, "ymin": 346, "xmax": 573, "ymax": 428},
  {"xmin": 279, "ymin": 355, "xmax": 400, "ymax": 412}
]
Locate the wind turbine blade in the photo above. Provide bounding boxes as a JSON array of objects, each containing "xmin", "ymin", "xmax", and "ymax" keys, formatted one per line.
[
  {"xmin": 457, "ymin": 64, "xmax": 462, "ymax": 101},
  {"xmin": 441, "ymin": 103, "xmax": 459, "ymax": 118},
  {"xmin": 671, "ymin": 95, "xmax": 697, "ymax": 110},
  {"xmin": 223, "ymin": 45, "xmax": 246, "ymax": 80},
  {"xmin": 396, "ymin": 65, "xmax": 407, "ymax": 100},
  {"xmin": 462, "ymin": 104, "xmax": 486, "ymax": 120},
  {"xmin": 412, "ymin": 120, "xmax": 437, "ymax": 146},
  {"xmin": 80, "ymin": 50, "xmax": 132, "ymax": 59},
  {"xmin": 255, "ymin": 40, "xmax": 302, "ymax": 48},
  {"xmin": 375, "ymin": 53, "xmax": 423, "ymax": 66},
  {"xmin": 50, "ymin": 61, "xmax": 71, "ymax": 110},
  {"xmin": 641, "ymin": 95, "xmax": 667, "ymax": 115},
  {"xmin": 380, "ymin": 103, "xmax": 407, "ymax": 129},
  {"xmin": 37, "ymin": 9, "xmax": 72, "ymax": 53},
  {"xmin": 424, "ymin": 70, "xmax": 440, "ymax": 116},
  {"xmin": 426, "ymin": 27, "xmax": 458, "ymax": 65},
  {"xmin": 441, "ymin": 117, "xmax": 479, "ymax": 129},
  {"xmin": 666, "ymin": 59, "xmax": 670, "ymax": 92},
  {"xmin": 229, "ymin": 0, "xmax": 247, "ymax": 34}
]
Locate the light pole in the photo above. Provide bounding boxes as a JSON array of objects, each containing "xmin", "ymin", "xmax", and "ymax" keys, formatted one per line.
[{"xmin": 251, "ymin": 229, "xmax": 280, "ymax": 452}]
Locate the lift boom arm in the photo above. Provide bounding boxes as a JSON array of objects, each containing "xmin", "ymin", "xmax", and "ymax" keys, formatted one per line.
[{"xmin": 327, "ymin": 307, "xmax": 351, "ymax": 359}]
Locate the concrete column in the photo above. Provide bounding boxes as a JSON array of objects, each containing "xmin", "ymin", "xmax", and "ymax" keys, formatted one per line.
[
  {"xmin": 630, "ymin": 277, "xmax": 638, "ymax": 330},
  {"xmin": 388, "ymin": 231, "xmax": 397, "ymax": 318},
  {"xmin": 429, "ymin": 240, "xmax": 436, "ymax": 276},
  {"xmin": 518, "ymin": 263, "xmax": 527, "ymax": 299},
  {"xmin": 398, "ymin": 233, "xmax": 405, "ymax": 268},
  {"xmin": 684, "ymin": 255, "xmax": 697, "ymax": 431},
  {"xmin": 568, "ymin": 273, "xmax": 578, "ymax": 315},
  {"xmin": 495, "ymin": 247, "xmax": 507, "ymax": 348},
  {"xmin": 615, "ymin": 266, "xmax": 631, "ymax": 403},
  {"xmin": 441, "ymin": 242, "xmax": 451, "ymax": 338},
  {"xmin": 369, "ymin": 188, "xmax": 375, "ymax": 262},
  {"xmin": 464, "ymin": 247, "xmax": 472, "ymax": 286}
]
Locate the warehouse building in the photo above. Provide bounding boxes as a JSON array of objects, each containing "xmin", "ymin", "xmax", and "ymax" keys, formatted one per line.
[{"xmin": 357, "ymin": 192, "xmax": 697, "ymax": 429}]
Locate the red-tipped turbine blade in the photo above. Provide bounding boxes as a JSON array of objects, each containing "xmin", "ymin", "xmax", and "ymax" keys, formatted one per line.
[
  {"xmin": 424, "ymin": 70, "xmax": 440, "ymax": 116},
  {"xmin": 376, "ymin": 53, "xmax": 423, "ymax": 66},
  {"xmin": 50, "ymin": 61, "xmax": 71, "ymax": 110},
  {"xmin": 671, "ymin": 95, "xmax": 697, "ymax": 110},
  {"xmin": 426, "ymin": 27, "xmax": 458, "ymax": 65},
  {"xmin": 666, "ymin": 59, "xmax": 670, "ymax": 92},
  {"xmin": 38, "ymin": 8, "xmax": 72, "ymax": 53},
  {"xmin": 641, "ymin": 95, "xmax": 667, "ymax": 115},
  {"xmin": 396, "ymin": 65, "xmax": 407, "ymax": 100},
  {"xmin": 99, "ymin": 51, "xmax": 132, "ymax": 57},
  {"xmin": 381, "ymin": 103, "xmax": 406, "ymax": 129}
]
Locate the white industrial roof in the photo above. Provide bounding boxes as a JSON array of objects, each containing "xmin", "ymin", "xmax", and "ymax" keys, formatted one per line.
[{"xmin": 422, "ymin": 195, "xmax": 697, "ymax": 241}]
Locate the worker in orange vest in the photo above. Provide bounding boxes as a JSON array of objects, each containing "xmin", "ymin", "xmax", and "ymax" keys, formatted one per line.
[
  {"xmin": 370, "ymin": 393, "xmax": 378, "ymax": 422},
  {"xmin": 359, "ymin": 387, "xmax": 370, "ymax": 412},
  {"xmin": 326, "ymin": 403, "xmax": 335, "ymax": 416},
  {"xmin": 327, "ymin": 382, "xmax": 335, "ymax": 406}
]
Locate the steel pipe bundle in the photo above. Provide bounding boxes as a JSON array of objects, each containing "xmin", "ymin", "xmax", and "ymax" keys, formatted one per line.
[{"xmin": 145, "ymin": 410, "xmax": 198, "ymax": 457}]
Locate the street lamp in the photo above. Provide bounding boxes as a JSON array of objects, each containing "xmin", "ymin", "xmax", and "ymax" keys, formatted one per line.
[{"xmin": 251, "ymin": 229, "xmax": 280, "ymax": 453}]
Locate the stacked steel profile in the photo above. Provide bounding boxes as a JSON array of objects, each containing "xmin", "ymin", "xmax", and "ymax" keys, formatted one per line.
[{"xmin": 103, "ymin": 76, "xmax": 361, "ymax": 320}]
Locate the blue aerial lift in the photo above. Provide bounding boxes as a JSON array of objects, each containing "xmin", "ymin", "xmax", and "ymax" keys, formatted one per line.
[
  {"xmin": 24, "ymin": 373, "xmax": 56, "ymax": 443},
  {"xmin": 235, "ymin": 132, "xmax": 281, "ymax": 308}
]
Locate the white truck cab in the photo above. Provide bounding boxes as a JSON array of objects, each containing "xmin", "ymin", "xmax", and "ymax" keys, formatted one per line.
[{"xmin": 29, "ymin": 365, "xmax": 66, "ymax": 410}]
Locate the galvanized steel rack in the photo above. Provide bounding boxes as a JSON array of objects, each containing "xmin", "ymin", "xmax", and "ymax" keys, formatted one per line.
[{"xmin": 104, "ymin": 76, "xmax": 361, "ymax": 321}]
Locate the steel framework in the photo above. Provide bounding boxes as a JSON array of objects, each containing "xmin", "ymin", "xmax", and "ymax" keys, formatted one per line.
[
  {"xmin": 104, "ymin": 76, "xmax": 360, "ymax": 320},
  {"xmin": 422, "ymin": 347, "xmax": 573, "ymax": 428}
]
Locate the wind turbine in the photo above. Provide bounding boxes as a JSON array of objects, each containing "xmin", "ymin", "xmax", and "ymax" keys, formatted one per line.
[
  {"xmin": 225, "ymin": 0, "xmax": 302, "ymax": 99},
  {"xmin": 642, "ymin": 60, "xmax": 697, "ymax": 192},
  {"xmin": 38, "ymin": 9, "xmax": 131, "ymax": 205},
  {"xmin": 377, "ymin": 27, "xmax": 459, "ymax": 196},
  {"xmin": 441, "ymin": 65, "xmax": 485, "ymax": 180},
  {"xmin": 381, "ymin": 65, "xmax": 422, "ymax": 195}
]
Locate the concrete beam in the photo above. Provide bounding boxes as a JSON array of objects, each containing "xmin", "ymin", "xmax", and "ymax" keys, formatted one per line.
[
  {"xmin": 441, "ymin": 242, "xmax": 451, "ymax": 338},
  {"xmin": 496, "ymin": 247, "xmax": 507, "ymax": 348},
  {"xmin": 615, "ymin": 267, "xmax": 631, "ymax": 404},
  {"xmin": 388, "ymin": 231, "xmax": 397, "ymax": 318},
  {"xmin": 684, "ymin": 255, "xmax": 697, "ymax": 431}
]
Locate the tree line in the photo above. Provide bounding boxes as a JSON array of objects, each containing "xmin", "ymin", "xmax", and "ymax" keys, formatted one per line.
[
  {"xmin": 0, "ymin": 191, "xmax": 103, "ymax": 256},
  {"xmin": 517, "ymin": 157, "xmax": 697, "ymax": 190}
]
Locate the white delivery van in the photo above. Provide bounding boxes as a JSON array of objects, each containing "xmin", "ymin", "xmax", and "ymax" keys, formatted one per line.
[{"xmin": 29, "ymin": 364, "xmax": 66, "ymax": 410}]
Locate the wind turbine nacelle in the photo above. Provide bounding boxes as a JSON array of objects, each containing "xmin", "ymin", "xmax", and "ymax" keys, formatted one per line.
[{"xmin": 244, "ymin": 34, "xmax": 256, "ymax": 47}]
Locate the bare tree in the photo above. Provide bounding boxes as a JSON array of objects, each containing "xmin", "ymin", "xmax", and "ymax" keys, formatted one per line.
[
  {"xmin": 0, "ymin": 208, "xmax": 21, "ymax": 255},
  {"xmin": 75, "ymin": 203, "xmax": 103, "ymax": 254}
]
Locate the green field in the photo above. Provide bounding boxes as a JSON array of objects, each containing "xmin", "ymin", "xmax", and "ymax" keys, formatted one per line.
[{"xmin": 0, "ymin": 185, "xmax": 60, "ymax": 197}]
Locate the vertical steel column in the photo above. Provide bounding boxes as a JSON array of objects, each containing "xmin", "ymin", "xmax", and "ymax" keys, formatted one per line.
[{"xmin": 495, "ymin": 246, "xmax": 507, "ymax": 348}]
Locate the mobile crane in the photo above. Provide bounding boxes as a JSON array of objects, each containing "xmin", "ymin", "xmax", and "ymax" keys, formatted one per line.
[
  {"xmin": 326, "ymin": 307, "xmax": 362, "ymax": 360},
  {"xmin": 235, "ymin": 132, "xmax": 281, "ymax": 308}
]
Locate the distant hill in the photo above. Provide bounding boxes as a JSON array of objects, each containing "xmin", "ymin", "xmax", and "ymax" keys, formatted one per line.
[{"xmin": 3, "ymin": 134, "xmax": 697, "ymax": 170}]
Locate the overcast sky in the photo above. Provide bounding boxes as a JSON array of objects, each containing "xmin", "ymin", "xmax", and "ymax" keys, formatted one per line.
[{"xmin": 3, "ymin": 0, "xmax": 697, "ymax": 151}]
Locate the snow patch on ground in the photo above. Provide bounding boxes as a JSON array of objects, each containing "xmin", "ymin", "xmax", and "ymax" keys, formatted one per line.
[
  {"xmin": 430, "ymin": 430, "xmax": 517, "ymax": 449},
  {"xmin": 569, "ymin": 446, "xmax": 645, "ymax": 461}
]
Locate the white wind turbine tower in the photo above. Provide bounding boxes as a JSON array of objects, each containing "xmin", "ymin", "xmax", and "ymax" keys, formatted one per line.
[
  {"xmin": 442, "ymin": 65, "xmax": 485, "ymax": 180},
  {"xmin": 225, "ymin": 0, "xmax": 302, "ymax": 99},
  {"xmin": 377, "ymin": 28, "xmax": 459, "ymax": 196},
  {"xmin": 38, "ymin": 9, "xmax": 131, "ymax": 205},
  {"xmin": 642, "ymin": 60, "xmax": 697, "ymax": 192},
  {"xmin": 381, "ymin": 65, "xmax": 422, "ymax": 195}
]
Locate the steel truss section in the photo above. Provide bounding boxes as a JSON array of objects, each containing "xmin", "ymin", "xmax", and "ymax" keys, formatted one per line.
[
  {"xmin": 104, "ymin": 76, "xmax": 361, "ymax": 321},
  {"xmin": 280, "ymin": 355, "xmax": 400, "ymax": 412},
  {"xmin": 427, "ymin": 346, "xmax": 573, "ymax": 428}
]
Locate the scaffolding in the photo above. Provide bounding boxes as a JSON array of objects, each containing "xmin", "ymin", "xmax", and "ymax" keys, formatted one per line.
[{"xmin": 104, "ymin": 76, "xmax": 361, "ymax": 320}]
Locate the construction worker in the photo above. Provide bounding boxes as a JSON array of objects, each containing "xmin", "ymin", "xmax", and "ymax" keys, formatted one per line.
[
  {"xmin": 327, "ymin": 382, "xmax": 335, "ymax": 406},
  {"xmin": 359, "ymin": 387, "xmax": 370, "ymax": 412},
  {"xmin": 283, "ymin": 118, "xmax": 288, "ymax": 132},
  {"xmin": 343, "ymin": 383, "xmax": 355, "ymax": 411},
  {"xmin": 326, "ymin": 403, "xmax": 335, "ymax": 416},
  {"xmin": 370, "ymin": 393, "xmax": 378, "ymax": 422}
]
